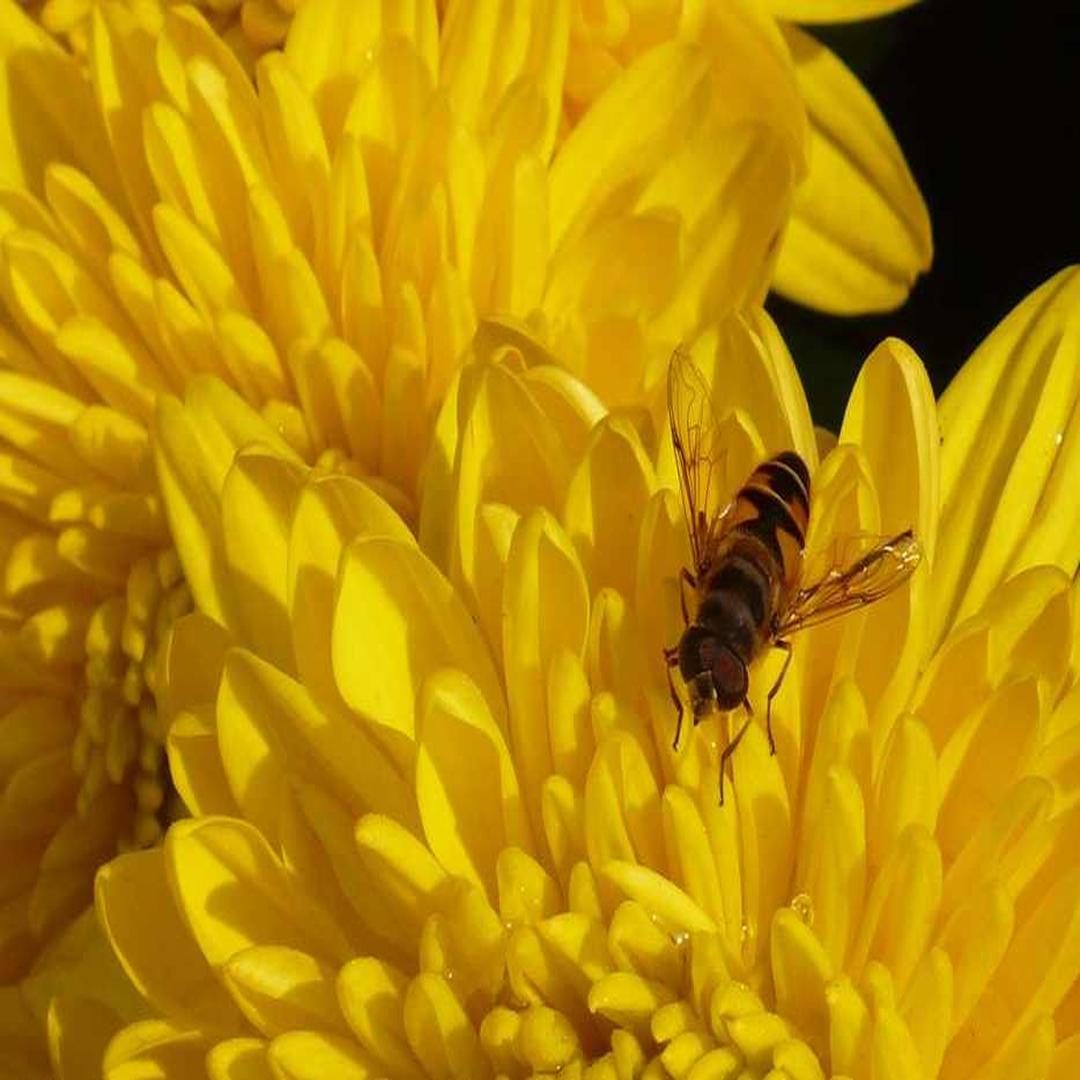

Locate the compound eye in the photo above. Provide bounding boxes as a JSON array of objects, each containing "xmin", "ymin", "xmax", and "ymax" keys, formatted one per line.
[{"xmin": 710, "ymin": 645, "xmax": 747, "ymax": 709}]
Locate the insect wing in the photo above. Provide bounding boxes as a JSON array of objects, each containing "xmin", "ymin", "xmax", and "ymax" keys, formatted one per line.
[
  {"xmin": 667, "ymin": 347, "xmax": 732, "ymax": 573},
  {"xmin": 775, "ymin": 529, "xmax": 922, "ymax": 635}
]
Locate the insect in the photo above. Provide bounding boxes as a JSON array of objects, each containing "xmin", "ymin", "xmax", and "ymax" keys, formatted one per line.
[{"xmin": 663, "ymin": 347, "xmax": 922, "ymax": 802}]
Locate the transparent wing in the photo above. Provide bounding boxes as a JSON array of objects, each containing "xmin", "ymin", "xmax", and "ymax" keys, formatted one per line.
[
  {"xmin": 667, "ymin": 346, "xmax": 732, "ymax": 574},
  {"xmin": 775, "ymin": 529, "xmax": 922, "ymax": 636}
]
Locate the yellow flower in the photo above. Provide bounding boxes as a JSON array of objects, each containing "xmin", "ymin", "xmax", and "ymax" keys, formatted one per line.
[
  {"xmin": 22, "ymin": 0, "xmax": 933, "ymax": 317},
  {"xmin": 563, "ymin": 0, "xmax": 933, "ymax": 315},
  {"xmin": 0, "ymin": 0, "xmax": 798, "ymax": 982},
  {"xmin": 91, "ymin": 268, "xmax": 1078, "ymax": 1077}
]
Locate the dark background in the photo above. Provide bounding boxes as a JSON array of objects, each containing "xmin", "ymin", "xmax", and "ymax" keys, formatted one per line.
[{"xmin": 770, "ymin": 1, "xmax": 1080, "ymax": 430}]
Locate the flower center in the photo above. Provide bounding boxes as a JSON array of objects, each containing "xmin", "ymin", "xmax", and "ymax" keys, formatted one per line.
[{"xmin": 74, "ymin": 548, "xmax": 190, "ymax": 851}]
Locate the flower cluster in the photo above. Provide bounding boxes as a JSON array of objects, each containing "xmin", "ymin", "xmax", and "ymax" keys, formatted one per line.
[
  {"xmin": 77, "ymin": 273, "xmax": 1079, "ymax": 1077},
  {"xmin": 0, "ymin": 0, "xmax": 1075, "ymax": 1077},
  {"xmin": 0, "ymin": 0, "xmax": 805, "ymax": 990},
  {"xmin": 16, "ymin": 0, "xmax": 932, "ymax": 318}
]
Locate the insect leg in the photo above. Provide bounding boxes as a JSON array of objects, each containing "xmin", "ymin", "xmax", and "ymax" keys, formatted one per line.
[
  {"xmin": 718, "ymin": 699, "xmax": 753, "ymax": 805},
  {"xmin": 665, "ymin": 654, "xmax": 685, "ymax": 750},
  {"xmin": 679, "ymin": 567, "xmax": 696, "ymax": 625},
  {"xmin": 765, "ymin": 639, "xmax": 793, "ymax": 757}
]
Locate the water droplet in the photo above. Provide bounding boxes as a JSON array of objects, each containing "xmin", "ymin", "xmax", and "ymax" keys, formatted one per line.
[
  {"xmin": 1054, "ymin": 430, "xmax": 1064, "ymax": 446},
  {"xmin": 790, "ymin": 892, "xmax": 814, "ymax": 927},
  {"xmin": 672, "ymin": 930, "xmax": 690, "ymax": 948},
  {"xmin": 740, "ymin": 919, "xmax": 752, "ymax": 943}
]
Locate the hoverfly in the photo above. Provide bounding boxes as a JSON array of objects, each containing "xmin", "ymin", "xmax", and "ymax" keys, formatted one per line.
[{"xmin": 662, "ymin": 347, "xmax": 922, "ymax": 802}]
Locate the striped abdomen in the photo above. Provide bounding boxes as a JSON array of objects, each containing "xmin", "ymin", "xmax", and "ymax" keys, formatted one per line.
[
  {"xmin": 725, "ymin": 450, "xmax": 810, "ymax": 591},
  {"xmin": 696, "ymin": 452, "xmax": 811, "ymax": 662}
]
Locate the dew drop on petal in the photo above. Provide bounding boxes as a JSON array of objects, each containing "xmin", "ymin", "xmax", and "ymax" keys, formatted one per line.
[{"xmin": 790, "ymin": 892, "xmax": 814, "ymax": 927}]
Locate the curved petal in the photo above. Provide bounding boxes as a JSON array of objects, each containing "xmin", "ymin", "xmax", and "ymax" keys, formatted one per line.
[
  {"xmin": 336, "ymin": 957, "xmax": 419, "ymax": 1076},
  {"xmin": 564, "ymin": 416, "xmax": 656, "ymax": 601},
  {"xmin": 0, "ymin": 0, "xmax": 120, "ymax": 200},
  {"xmin": 222, "ymin": 945, "xmax": 348, "ymax": 1039},
  {"xmin": 47, "ymin": 993, "xmax": 123, "ymax": 1080},
  {"xmin": 840, "ymin": 338, "xmax": 938, "ymax": 729},
  {"xmin": 287, "ymin": 473, "xmax": 413, "ymax": 718},
  {"xmin": 547, "ymin": 27, "xmax": 800, "ymax": 396},
  {"xmin": 284, "ymin": 0, "xmax": 438, "ymax": 146},
  {"xmin": 102, "ymin": 1020, "xmax": 211, "ymax": 1076},
  {"xmin": 931, "ymin": 267, "xmax": 1080, "ymax": 647},
  {"xmin": 221, "ymin": 450, "xmax": 304, "ymax": 677},
  {"xmin": 154, "ymin": 377, "xmax": 299, "ymax": 632},
  {"xmin": 267, "ymin": 1030, "xmax": 380, "ymax": 1079},
  {"xmin": 163, "ymin": 816, "xmax": 352, "ymax": 971},
  {"xmin": 763, "ymin": 1, "xmax": 921, "ymax": 23},
  {"xmin": 503, "ymin": 508, "xmax": 590, "ymax": 831},
  {"xmin": 416, "ymin": 668, "xmax": 534, "ymax": 897},
  {"xmin": 772, "ymin": 27, "xmax": 931, "ymax": 314},
  {"xmin": 94, "ymin": 848, "xmax": 247, "ymax": 1033},
  {"xmin": 332, "ymin": 535, "xmax": 505, "ymax": 742}
]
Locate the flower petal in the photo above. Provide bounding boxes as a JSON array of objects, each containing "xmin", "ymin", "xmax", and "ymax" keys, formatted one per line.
[
  {"xmin": 94, "ymin": 847, "xmax": 247, "ymax": 1033},
  {"xmin": 219, "ymin": 646, "xmax": 417, "ymax": 842},
  {"xmin": 336, "ymin": 957, "xmax": 421, "ymax": 1077},
  {"xmin": 415, "ymin": 668, "xmax": 534, "ymax": 897},
  {"xmin": 332, "ymin": 535, "xmax": 505, "ymax": 741},
  {"xmin": 222, "ymin": 945, "xmax": 348, "ymax": 1039},
  {"xmin": 771, "ymin": 908, "xmax": 833, "ymax": 1060},
  {"xmin": 796, "ymin": 764, "xmax": 866, "ymax": 971},
  {"xmin": 564, "ymin": 416, "xmax": 656, "ymax": 600},
  {"xmin": 772, "ymin": 27, "xmax": 931, "ymax": 314},
  {"xmin": 898, "ymin": 947, "xmax": 952, "ymax": 1079},
  {"xmin": 287, "ymin": 473, "xmax": 413, "ymax": 718},
  {"xmin": 403, "ymin": 972, "xmax": 490, "ymax": 1080},
  {"xmin": 870, "ymin": 716, "xmax": 937, "ymax": 870},
  {"xmin": 102, "ymin": 1020, "xmax": 211, "ymax": 1076},
  {"xmin": 267, "ymin": 1030, "xmax": 380, "ymax": 1080},
  {"xmin": 163, "ymin": 816, "xmax": 352, "ymax": 971},
  {"xmin": 503, "ymin": 508, "xmax": 590, "ymax": 828},
  {"xmin": 0, "ymin": 1, "xmax": 120, "ymax": 200},
  {"xmin": 352, "ymin": 814, "xmax": 452, "ymax": 950},
  {"xmin": 220, "ymin": 450, "xmax": 305, "ymax": 677},
  {"xmin": 440, "ymin": 0, "xmax": 569, "ymax": 161},
  {"xmin": 284, "ymin": 0, "xmax": 437, "ymax": 145},
  {"xmin": 943, "ymin": 868, "xmax": 1080, "ymax": 1077},
  {"xmin": 547, "ymin": 31, "xmax": 798, "ymax": 384},
  {"xmin": 206, "ymin": 1038, "xmax": 273, "ymax": 1080},
  {"xmin": 763, "ymin": 1, "xmax": 920, "ymax": 22},
  {"xmin": 841, "ymin": 339, "xmax": 937, "ymax": 736},
  {"xmin": 849, "ymin": 826, "xmax": 942, "ymax": 998},
  {"xmin": 155, "ymin": 379, "xmax": 298, "ymax": 630},
  {"xmin": 932, "ymin": 267, "xmax": 1080, "ymax": 646},
  {"xmin": 841, "ymin": 338, "xmax": 938, "ymax": 565},
  {"xmin": 46, "ymin": 993, "xmax": 123, "ymax": 1080},
  {"xmin": 584, "ymin": 733, "xmax": 664, "ymax": 872}
]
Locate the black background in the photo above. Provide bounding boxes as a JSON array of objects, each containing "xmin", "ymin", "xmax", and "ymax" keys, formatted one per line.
[{"xmin": 769, "ymin": 1, "xmax": 1080, "ymax": 430}]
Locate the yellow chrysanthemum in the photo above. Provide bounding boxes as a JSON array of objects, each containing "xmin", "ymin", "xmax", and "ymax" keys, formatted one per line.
[
  {"xmin": 0, "ymin": 0, "xmax": 801, "ymax": 982},
  {"xmin": 78, "ymin": 268, "xmax": 1080, "ymax": 1078},
  {"xmin": 20, "ymin": 0, "xmax": 933, "ymax": 318}
]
